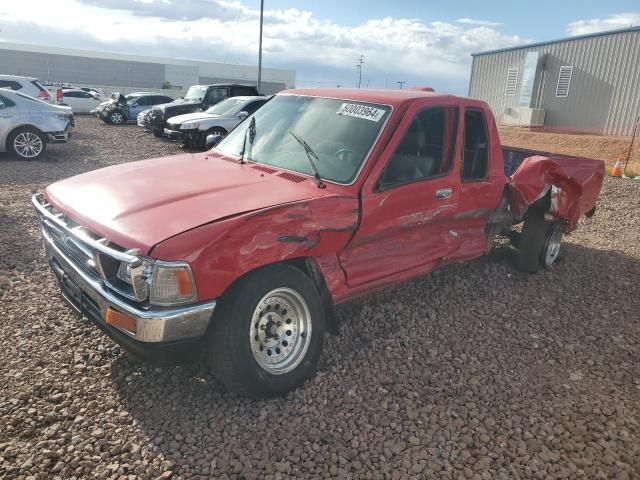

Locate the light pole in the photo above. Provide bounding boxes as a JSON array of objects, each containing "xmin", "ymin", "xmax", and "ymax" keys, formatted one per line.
[
  {"xmin": 356, "ymin": 55, "xmax": 365, "ymax": 88},
  {"xmin": 397, "ymin": 80, "xmax": 406, "ymax": 89},
  {"xmin": 257, "ymin": 0, "xmax": 264, "ymax": 93}
]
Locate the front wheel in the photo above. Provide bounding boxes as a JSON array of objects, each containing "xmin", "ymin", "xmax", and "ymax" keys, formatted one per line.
[
  {"xmin": 109, "ymin": 110, "xmax": 125, "ymax": 125},
  {"xmin": 203, "ymin": 127, "xmax": 227, "ymax": 149},
  {"xmin": 152, "ymin": 128, "xmax": 164, "ymax": 138},
  {"xmin": 513, "ymin": 209, "xmax": 564, "ymax": 273},
  {"xmin": 8, "ymin": 127, "xmax": 46, "ymax": 160},
  {"xmin": 207, "ymin": 264, "xmax": 325, "ymax": 397}
]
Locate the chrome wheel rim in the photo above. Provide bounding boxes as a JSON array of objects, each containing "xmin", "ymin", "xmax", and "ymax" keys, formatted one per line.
[
  {"xmin": 14, "ymin": 132, "xmax": 43, "ymax": 158},
  {"xmin": 111, "ymin": 112, "xmax": 123, "ymax": 124},
  {"xmin": 249, "ymin": 288, "xmax": 312, "ymax": 375},
  {"xmin": 544, "ymin": 225, "xmax": 563, "ymax": 266}
]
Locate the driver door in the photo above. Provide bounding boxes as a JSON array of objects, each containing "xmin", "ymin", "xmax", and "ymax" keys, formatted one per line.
[{"xmin": 339, "ymin": 103, "xmax": 462, "ymax": 287}]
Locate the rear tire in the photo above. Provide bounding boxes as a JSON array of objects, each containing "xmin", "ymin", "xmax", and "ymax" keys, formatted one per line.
[
  {"xmin": 8, "ymin": 127, "xmax": 46, "ymax": 161},
  {"xmin": 513, "ymin": 209, "xmax": 564, "ymax": 273},
  {"xmin": 207, "ymin": 264, "xmax": 325, "ymax": 397}
]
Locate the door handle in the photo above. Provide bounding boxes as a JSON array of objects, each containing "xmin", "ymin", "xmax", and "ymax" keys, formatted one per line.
[{"xmin": 435, "ymin": 188, "xmax": 452, "ymax": 200}]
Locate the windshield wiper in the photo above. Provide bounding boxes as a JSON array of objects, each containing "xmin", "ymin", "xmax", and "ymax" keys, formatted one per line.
[
  {"xmin": 289, "ymin": 130, "xmax": 326, "ymax": 189},
  {"xmin": 239, "ymin": 116, "xmax": 256, "ymax": 164}
]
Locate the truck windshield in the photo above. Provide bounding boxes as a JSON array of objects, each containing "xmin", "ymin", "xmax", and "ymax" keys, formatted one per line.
[
  {"xmin": 184, "ymin": 86, "xmax": 207, "ymax": 102},
  {"xmin": 205, "ymin": 97, "xmax": 246, "ymax": 116},
  {"xmin": 215, "ymin": 95, "xmax": 390, "ymax": 184}
]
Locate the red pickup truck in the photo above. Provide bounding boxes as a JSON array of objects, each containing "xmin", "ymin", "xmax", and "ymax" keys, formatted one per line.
[{"xmin": 33, "ymin": 89, "xmax": 604, "ymax": 397}]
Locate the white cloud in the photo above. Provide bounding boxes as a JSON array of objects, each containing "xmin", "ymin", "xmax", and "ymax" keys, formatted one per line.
[
  {"xmin": 456, "ymin": 18, "xmax": 502, "ymax": 27},
  {"xmin": 0, "ymin": 0, "xmax": 525, "ymax": 92},
  {"xmin": 567, "ymin": 13, "xmax": 640, "ymax": 36}
]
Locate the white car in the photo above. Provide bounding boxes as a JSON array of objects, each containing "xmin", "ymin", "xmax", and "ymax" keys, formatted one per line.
[
  {"xmin": 0, "ymin": 74, "xmax": 55, "ymax": 104},
  {"xmin": 0, "ymin": 89, "xmax": 73, "ymax": 160},
  {"xmin": 61, "ymin": 89, "xmax": 103, "ymax": 113},
  {"xmin": 164, "ymin": 96, "xmax": 269, "ymax": 149}
]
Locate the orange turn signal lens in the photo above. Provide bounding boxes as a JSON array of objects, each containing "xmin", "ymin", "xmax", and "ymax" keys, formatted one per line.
[
  {"xmin": 176, "ymin": 270, "xmax": 193, "ymax": 296},
  {"xmin": 106, "ymin": 307, "xmax": 137, "ymax": 334}
]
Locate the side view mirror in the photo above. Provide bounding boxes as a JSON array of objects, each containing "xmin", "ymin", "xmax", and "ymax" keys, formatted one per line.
[
  {"xmin": 206, "ymin": 134, "xmax": 222, "ymax": 149},
  {"xmin": 237, "ymin": 111, "xmax": 249, "ymax": 119}
]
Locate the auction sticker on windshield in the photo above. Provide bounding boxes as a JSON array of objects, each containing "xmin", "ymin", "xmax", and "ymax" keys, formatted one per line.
[{"xmin": 336, "ymin": 103, "xmax": 386, "ymax": 122}]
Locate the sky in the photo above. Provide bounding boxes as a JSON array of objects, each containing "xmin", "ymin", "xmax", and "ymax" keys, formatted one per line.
[{"xmin": 0, "ymin": 0, "xmax": 639, "ymax": 93}]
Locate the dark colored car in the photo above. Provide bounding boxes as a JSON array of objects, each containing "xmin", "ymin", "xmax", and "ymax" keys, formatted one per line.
[{"xmin": 141, "ymin": 84, "xmax": 259, "ymax": 137}]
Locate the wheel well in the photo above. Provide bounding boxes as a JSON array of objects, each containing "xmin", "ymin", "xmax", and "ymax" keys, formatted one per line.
[
  {"xmin": 222, "ymin": 258, "xmax": 339, "ymax": 336},
  {"xmin": 6, "ymin": 125, "xmax": 44, "ymax": 150},
  {"xmin": 207, "ymin": 126, "xmax": 227, "ymax": 134}
]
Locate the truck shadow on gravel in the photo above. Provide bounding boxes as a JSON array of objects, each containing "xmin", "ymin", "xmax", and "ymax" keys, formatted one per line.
[{"xmin": 107, "ymin": 242, "xmax": 640, "ymax": 476}]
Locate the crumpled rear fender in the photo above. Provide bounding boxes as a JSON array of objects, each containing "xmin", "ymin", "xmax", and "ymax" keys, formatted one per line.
[{"xmin": 508, "ymin": 155, "xmax": 605, "ymax": 232}]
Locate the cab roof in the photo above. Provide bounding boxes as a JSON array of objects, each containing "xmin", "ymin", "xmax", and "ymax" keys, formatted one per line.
[{"xmin": 279, "ymin": 88, "xmax": 461, "ymax": 108}]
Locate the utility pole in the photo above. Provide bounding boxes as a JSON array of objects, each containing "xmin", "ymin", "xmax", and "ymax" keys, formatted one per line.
[
  {"xmin": 356, "ymin": 55, "xmax": 365, "ymax": 88},
  {"xmin": 397, "ymin": 81, "xmax": 406, "ymax": 89},
  {"xmin": 257, "ymin": 0, "xmax": 264, "ymax": 93}
]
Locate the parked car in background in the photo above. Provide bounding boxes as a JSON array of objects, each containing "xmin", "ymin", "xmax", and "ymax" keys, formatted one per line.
[
  {"xmin": 61, "ymin": 89, "xmax": 103, "ymax": 113},
  {"xmin": 93, "ymin": 92, "xmax": 173, "ymax": 125},
  {"xmin": 142, "ymin": 83, "xmax": 259, "ymax": 138},
  {"xmin": 0, "ymin": 89, "xmax": 73, "ymax": 160},
  {"xmin": 164, "ymin": 96, "xmax": 268, "ymax": 149},
  {"xmin": 78, "ymin": 87, "xmax": 104, "ymax": 99},
  {"xmin": 32, "ymin": 88, "xmax": 603, "ymax": 397},
  {"xmin": 0, "ymin": 74, "xmax": 54, "ymax": 104}
]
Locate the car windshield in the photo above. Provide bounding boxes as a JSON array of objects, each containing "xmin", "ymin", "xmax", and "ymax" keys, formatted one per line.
[
  {"xmin": 215, "ymin": 95, "xmax": 390, "ymax": 184},
  {"xmin": 205, "ymin": 98, "xmax": 246, "ymax": 116},
  {"xmin": 184, "ymin": 86, "xmax": 207, "ymax": 102}
]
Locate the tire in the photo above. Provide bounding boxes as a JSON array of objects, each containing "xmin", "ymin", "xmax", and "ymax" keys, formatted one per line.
[
  {"xmin": 203, "ymin": 127, "xmax": 227, "ymax": 149},
  {"xmin": 152, "ymin": 129, "xmax": 164, "ymax": 138},
  {"xmin": 513, "ymin": 209, "xmax": 564, "ymax": 273},
  {"xmin": 207, "ymin": 264, "xmax": 325, "ymax": 397},
  {"xmin": 8, "ymin": 127, "xmax": 46, "ymax": 161},
  {"xmin": 109, "ymin": 110, "xmax": 125, "ymax": 125}
]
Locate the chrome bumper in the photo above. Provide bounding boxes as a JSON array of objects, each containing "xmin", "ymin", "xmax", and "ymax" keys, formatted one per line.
[{"xmin": 42, "ymin": 229, "xmax": 215, "ymax": 342}]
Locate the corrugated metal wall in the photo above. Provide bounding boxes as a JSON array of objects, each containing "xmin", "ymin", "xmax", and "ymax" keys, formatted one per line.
[{"xmin": 469, "ymin": 29, "xmax": 640, "ymax": 136}]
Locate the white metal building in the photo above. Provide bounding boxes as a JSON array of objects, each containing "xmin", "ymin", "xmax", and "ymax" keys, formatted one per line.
[
  {"xmin": 0, "ymin": 42, "xmax": 296, "ymax": 95},
  {"xmin": 468, "ymin": 26, "xmax": 640, "ymax": 136}
]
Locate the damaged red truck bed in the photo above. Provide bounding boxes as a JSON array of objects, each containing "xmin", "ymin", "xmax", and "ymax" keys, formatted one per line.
[{"xmin": 33, "ymin": 88, "xmax": 604, "ymax": 397}]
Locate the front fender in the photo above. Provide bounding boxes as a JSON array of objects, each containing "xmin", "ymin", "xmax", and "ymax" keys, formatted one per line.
[{"xmin": 150, "ymin": 195, "xmax": 359, "ymax": 301}]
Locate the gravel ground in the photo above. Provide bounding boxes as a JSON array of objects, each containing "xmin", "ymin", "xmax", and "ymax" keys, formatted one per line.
[{"xmin": 1, "ymin": 117, "xmax": 639, "ymax": 479}]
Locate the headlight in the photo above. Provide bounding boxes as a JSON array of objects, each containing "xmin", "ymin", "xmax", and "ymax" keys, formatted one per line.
[
  {"xmin": 181, "ymin": 123, "xmax": 199, "ymax": 130},
  {"xmin": 116, "ymin": 259, "xmax": 196, "ymax": 306}
]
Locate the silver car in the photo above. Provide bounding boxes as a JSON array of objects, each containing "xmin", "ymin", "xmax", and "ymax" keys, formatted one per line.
[
  {"xmin": 164, "ymin": 96, "xmax": 269, "ymax": 149},
  {"xmin": 0, "ymin": 89, "xmax": 73, "ymax": 160}
]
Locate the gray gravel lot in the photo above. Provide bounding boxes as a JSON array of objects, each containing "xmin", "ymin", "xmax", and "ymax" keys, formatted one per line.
[{"xmin": 1, "ymin": 117, "xmax": 639, "ymax": 479}]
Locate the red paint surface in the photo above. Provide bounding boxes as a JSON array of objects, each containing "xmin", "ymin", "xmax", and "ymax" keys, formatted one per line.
[
  {"xmin": 44, "ymin": 89, "xmax": 605, "ymax": 305},
  {"xmin": 509, "ymin": 155, "xmax": 605, "ymax": 231}
]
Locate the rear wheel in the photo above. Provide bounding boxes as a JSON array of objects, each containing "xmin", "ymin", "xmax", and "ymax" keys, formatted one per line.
[
  {"xmin": 8, "ymin": 127, "xmax": 46, "ymax": 160},
  {"xmin": 109, "ymin": 110, "xmax": 125, "ymax": 125},
  {"xmin": 513, "ymin": 209, "xmax": 564, "ymax": 273},
  {"xmin": 207, "ymin": 264, "xmax": 325, "ymax": 397}
]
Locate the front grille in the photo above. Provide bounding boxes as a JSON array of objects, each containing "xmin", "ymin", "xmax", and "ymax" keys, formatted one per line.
[{"xmin": 36, "ymin": 198, "xmax": 138, "ymax": 301}]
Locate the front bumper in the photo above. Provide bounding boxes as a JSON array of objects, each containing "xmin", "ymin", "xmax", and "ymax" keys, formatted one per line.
[
  {"xmin": 47, "ymin": 131, "xmax": 69, "ymax": 144},
  {"xmin": 34, "ymin": 196, "xmax": 215, "ymax": 364}
]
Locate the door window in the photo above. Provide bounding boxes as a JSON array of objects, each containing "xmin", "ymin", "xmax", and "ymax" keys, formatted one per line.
[
  {"xmin": 462, "ymin": 109, "xmax": 489, "ymax": 181},
  {"xmin": 0, "ymin": 94, "xmax": 16, "ymax": 109},
  {"xmin": 243, "ymin": 100, "xmax": 266, "ymax": 114},
  {"xmin": 380, "ymin": 106, "xmax": 458, "ymax": 188},
  {"xmin": 0, "ymin": 80, "xmax": 23, "ymax": 90},
  {"xmin": 235, "ymin": 86, "xmax": 258, "ymax": 96},
  {"xmin": 205, "ymin": 87, "xmax": 228, "ymax": 105}
]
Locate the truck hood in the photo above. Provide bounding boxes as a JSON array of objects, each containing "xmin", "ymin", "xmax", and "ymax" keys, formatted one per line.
[
  {"xmin": 168, "ymin": 112, "xmax": 222, "ymax": 124},
  {"xmin": 44, "ymin": 152, "xmax": 331, "ymax": 254}
]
